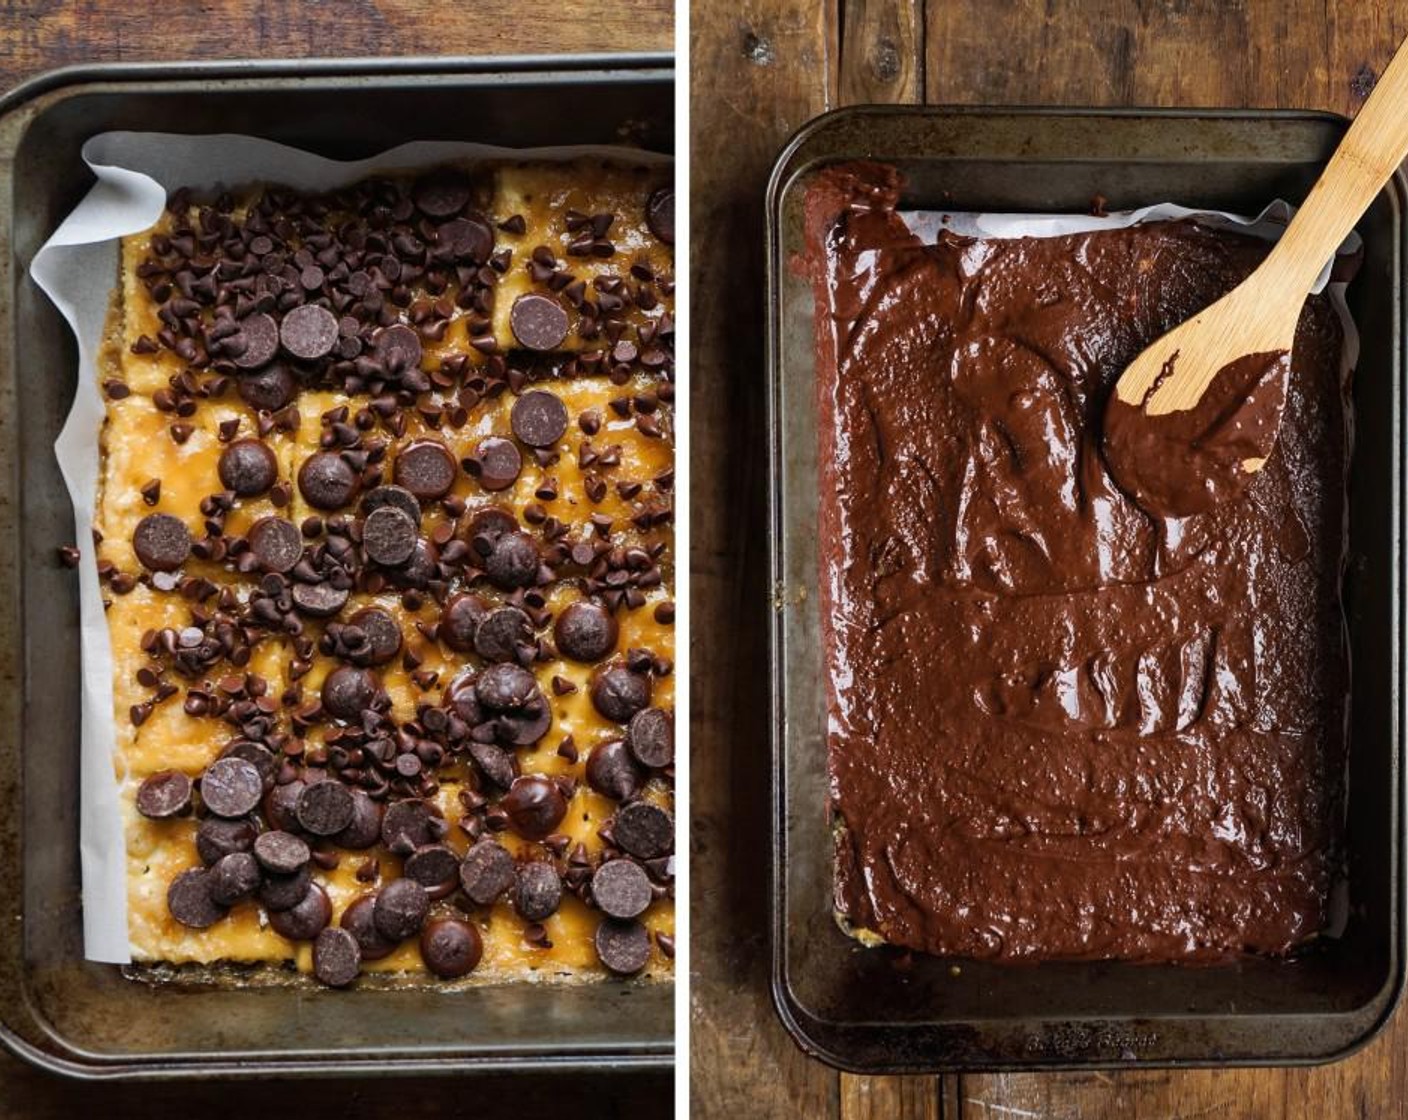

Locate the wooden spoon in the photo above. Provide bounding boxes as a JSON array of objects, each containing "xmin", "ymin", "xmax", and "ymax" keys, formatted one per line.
[{"xmin": 1103, "ymin": 35, "xmax": 1408, "ymax": 519}]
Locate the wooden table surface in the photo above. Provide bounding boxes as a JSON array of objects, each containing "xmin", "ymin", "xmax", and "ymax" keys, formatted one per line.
[
  {"xmin": 0, "ymin": 2, "xmax": 673, "ymax": 1116},
  {"xmin": 690, "ymin": 1, "xmax": 1408, "ymax": 1118}
]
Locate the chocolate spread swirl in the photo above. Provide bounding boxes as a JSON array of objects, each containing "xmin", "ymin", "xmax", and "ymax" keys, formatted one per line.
[{"xmin": 806, "ymin": 163, "xmax": 1349, "ymax": 962}]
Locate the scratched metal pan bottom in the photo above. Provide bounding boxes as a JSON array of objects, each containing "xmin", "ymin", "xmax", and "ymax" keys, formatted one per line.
[
  {"xmin": 767, "ymin": 106, "xmax": 1405, "ymax": 1073},
  {"xmin": 0, "ymin": 55, "xmax": 673, "ymax": 1080}
]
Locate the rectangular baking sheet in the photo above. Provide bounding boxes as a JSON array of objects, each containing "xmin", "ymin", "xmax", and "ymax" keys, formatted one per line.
[
  {"xmin": 0, "ymin": 53, "xmax": 674, "ymax": 1080},
  {"xmin": 767, "ymin": 106, "xmax": 1405, "ymax": 1072}
]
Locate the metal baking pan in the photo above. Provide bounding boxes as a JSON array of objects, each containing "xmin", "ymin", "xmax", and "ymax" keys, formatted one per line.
[
  {"xmin": 0, "ymin": 53, "xmax": 673, "ymax": 1080},
  {"xmin": 767, "ymin": 106, "xmax": 1405, "ymax": 1072}
]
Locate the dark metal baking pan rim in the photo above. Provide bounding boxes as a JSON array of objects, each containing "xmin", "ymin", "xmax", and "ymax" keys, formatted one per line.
[
  {"xmin": 0, "ymin": 52, "xmax": 675, "ymax": 116},
  {"xmin": 0, "ymin": 1034, "xmax": 669, "ymax": 1083},
  {"xmin": 0, "ymin": 54, "xmax": 674, "ymax": 1080},
  {"xmin": 766, "ymin": 103, "xmax": 1406, "ymax": 1073}
]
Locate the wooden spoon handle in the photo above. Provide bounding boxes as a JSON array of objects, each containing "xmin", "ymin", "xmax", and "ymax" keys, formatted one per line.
[{"xmin": 1269, "ymin": 37, "xmax": 1408, "ymax": 292}]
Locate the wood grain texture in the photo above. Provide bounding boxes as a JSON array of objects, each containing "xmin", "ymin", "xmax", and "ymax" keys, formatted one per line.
[
  {"xmin": 924, "ymin": 0, "xmax": 1407, "ymax": 117},
  {"xmin": 841, "ymin": 1073, "xmax": 943, "ymax": 1120},
  {"xmin": 0, "ymin": 2, "xmax": 670, "ymax": 1116},
  {"xmin": 0, "ymin": 0, "xmax": 673, "ymax": 74},
  {"xmin": 686, "ymin": 0, "xmax": 837, "ymax": 1117},
  {"xmin": 840, "ymin": 0, "xmax": 923, "ymax": 104}
]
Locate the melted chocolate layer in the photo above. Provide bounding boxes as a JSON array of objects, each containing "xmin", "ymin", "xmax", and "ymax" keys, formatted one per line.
[{"xmin": 807, "ymin": 163, "xmax": 1349, "ymax": 962}]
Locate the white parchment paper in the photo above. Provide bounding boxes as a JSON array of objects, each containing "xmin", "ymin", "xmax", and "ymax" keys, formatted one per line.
[{"xmin": 31, "ymin": 132, "xmax": 668, "ymax": 964}]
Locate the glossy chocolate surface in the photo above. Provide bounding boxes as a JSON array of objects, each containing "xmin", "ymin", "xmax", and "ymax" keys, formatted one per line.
[{"xmin": 807, "ymin": 163, "xmax": 1349, "ymax": 961}]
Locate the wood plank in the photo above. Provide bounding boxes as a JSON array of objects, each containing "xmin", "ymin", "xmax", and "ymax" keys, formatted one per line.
[
  {"xmin": 840, "ymin": 0, "xmax": 923, "ymax": 104},
  {"xmin": 0, "ymin": 0, "xmax": 673, "ymax": 77},
  {"xmin": 0, "ymin": 2, "xmax": 672, "ymax": 1117},
  {"xmin": 841, "ymin": 1073, "xmax": 943, "ymax": 1120},
  {"xmin": 958, "ymin": 1070, "xmax": 1286, "ymax": 1120},
  {"xmin": 687, "ymin": 0, "xmax": 840, "ymax": 1115},
  {"xmin": 919, "ymin": 2, "xmax": 1408, "ymax": 1116}
]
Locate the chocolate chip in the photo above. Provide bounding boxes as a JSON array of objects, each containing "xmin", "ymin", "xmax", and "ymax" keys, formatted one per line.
[
  {"xmin": 348, "ymin": 606, "xmax": 403, "ymax": 665},
  {"xmin": 253, "ymin": 829, "xmax": 311, "ymax": 875},
  {"xmin": 440, "ymin": 593, "xmax": 489, "ymax": 652},
  {"xmin": 322, "ymin": 665, "xmax": 378, "ymax": 722},
  {"xmin": 439, "ymin": 216, "xmax": 494, "ymax": 264},
  {"xmin": 486, "ymin": 531, "xmax": 539, "ymax": 589},
  {"xmin": 592, "ymin": 859, "xmax": 652, "ymax": 920},
  {"xmin": 291, "ymin": 581, "xmax": 349, "ymax": 617},
  {"xmin": 467, "ymin": 505, "xmax": 517, "ymax": 544},
  {"xmin": 515, "ymin": 862, "xmax": 563, "ymax": 922},
  {"xmin": 510, "ymin": 294, "xmax": 569, "ymax": 351},
  {"xmin": 502, "ymin": 775, "xmax": 568, "ymax": 840},
  {"xmin": 554, "ymin": 600, "xmax": 619, "ymax": 663},
  {"xmin": 475, "ymin": 437, "xmax": 522, "ymax": 492},
  {"xmin": 511, "ymin": 390, "xmax": 569, "ymax": 448},
  {"xmin": 313, "ymin": 926, "xmax": 362, "ymax": 987},
  {"xmin": 595, "ymin": 918, "xmax": 651, "ymax": 975},
  {"xmin": 362, "ymin": 484, "xmax": 422, "ymax": 524},
  {"xmin": 218, "ymin": 439, "xmax": 278, "ymax": 497},
  {"xmin": 403, "ymin": 844, "xmax": 460, "ymax": 890},
  {"xmin": 363, "ymin": 505, "xmax": 417, "ymax": 566},
  {"xmin": 296, "ymin": 779, "xmax": 356, "ymax": 836},
  {"xmin": 263, "ymin": 779, "xmax": 306, "ymax": 833},
  {"xmin": 259, "ymin": 862, "xmax": 314, "ymax": 912},
  {"xmin": 467, "ymin": 740, "xmax": 516, "ymax": 789},
  {"xmin": 474, "ymin": 606, "xmax": 533, "ymax": 664},
  {"xmin": 232, "ymin": 312, "xmax": 279, "ymax": 370},
  {"xmin": 381, "ymin": 798, "xmax": 444, "ymax": 855},
  {"xmin": 167, "ymin": 867, "xmax": 226, "ymax": 929},
  {"xmin": 299, "ymin": 451, "xmax": 360, "ymax": 510},
  {"xmin": 208, "ymin": 851, "xmax": 262, "ymax": 906},
  {"xmin": 248, "ymin": 516, "xmax": 303, "ymax": 573},
  {"xmin": 421, "ymin": 918, "xmax": 483, "ymax": 979},
  {"xmin": 135, "ymin": 770, "xmax": 192, "ymax": 819},
  {"xmin": 269, "ymin": 882, "xmax": 332, "ymax": 940},
  {"xmin": 614, "ymin": 802, "xmax": 674, "ymax": 860},
  {"xmin": 627, "ymin": 707, "xmax": 673, "ymax": 769},
  {"xmin": 196, "ymin": 817, "xmax": 257, "ymax": 865},
  {"xmin": 373, "ymin": 877, "xmax": 430, "ymax": 941},
  {"xmin": 586, "ymin": 739, "xmax": 645, "ymax": 802},
  {"xmin": 200, "ymin": 757, "xmax": 264, "ymax": 818},
  {"xmin": 413, "ymin": 169, "xmax": 472, "ymax": 218},
  {"xmin": 590, "ymin": 665, "xmax": 652, "ymax": 723},
  {"xmin": 475, "ymin": 663, "xmax": 537, "ymax": 711},
  {"xmin": 388, "ymin": 538, "xmax": 438, "ymax": 590},
  {"xmin": 333, "ymin": 788, "xmax": 384, "ymax": 850},
  {"xmin": 646, "ymin": 187, "xmax": 675, "ymax": 245},
  {"xmin": 374, "ymin": 324, "xmax": 423, "ymax": 375},
  {"xmin": 280, "ymin": 303, "xmax": 339, "ymax": 361},
  {"xmin": 458, "ymin": 838, "xmax": 516, "ymax": 905},
  {"xmin": 498, "ymin": 701, "xmax": 552, "ymax": 748},
  {"xmin": 445, "ymin": 672, "xmax": 484, "ymax": 729},
  {"xmin": 394, "ymin": 440, "xmax": 457, "ymax": 500},
  {"xmin": 341, "ymin": 894, "xmax": 396, "ymax": 961},
  {"xmin": 222, "ymin": 740, "xmax": 277, "ymax": 784},
  {"xmin": 133, "ymin": 513, "xmax": 191, "ymax": 572},
  {"xmin": 238, "ymin": 362, "xmax": 297, "ymax": 411}
]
